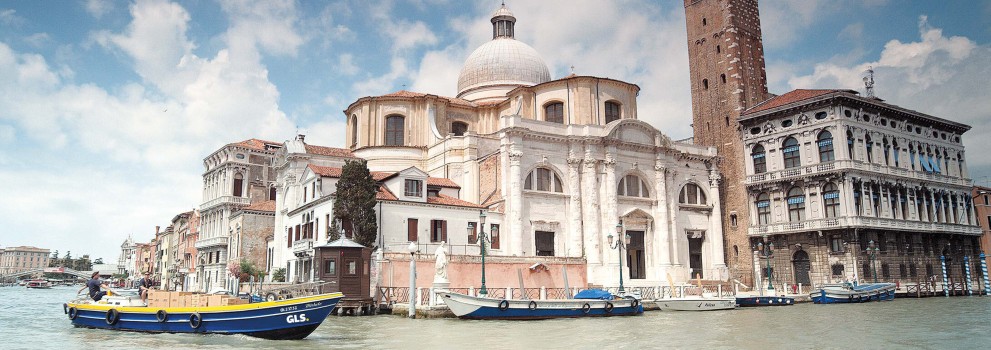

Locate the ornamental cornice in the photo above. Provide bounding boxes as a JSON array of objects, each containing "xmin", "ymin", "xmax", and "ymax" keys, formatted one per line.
[{"xmin": 567, "ymin": 157, "xmax": 583, "ymax": 166}]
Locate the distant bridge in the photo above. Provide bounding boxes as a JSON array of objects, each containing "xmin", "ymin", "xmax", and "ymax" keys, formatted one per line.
[{"xmin": 0, "ymin": 267, "xmax": 93, "ymax": 281}]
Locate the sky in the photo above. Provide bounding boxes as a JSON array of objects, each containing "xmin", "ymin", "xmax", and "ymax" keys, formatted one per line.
[{"xmin": 1, "ymin": 0, "xmax": 989, "ymax": 262}]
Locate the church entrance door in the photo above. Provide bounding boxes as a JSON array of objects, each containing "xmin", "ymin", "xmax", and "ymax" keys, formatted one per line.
[
  {"xmin": 792, "ymin": 250, "xmax": 811, "ymax": 285},
  {"xmin": 626, "ymin": 231, "xmax": 645, "ymax": 279}
]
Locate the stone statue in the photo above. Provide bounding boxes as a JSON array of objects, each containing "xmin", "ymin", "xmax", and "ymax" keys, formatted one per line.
[{"xmin": 434, "ymin": 241, "xmax": 449, "ymax": 283}]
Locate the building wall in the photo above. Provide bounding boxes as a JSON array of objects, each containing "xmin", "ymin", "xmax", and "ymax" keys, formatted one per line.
[
  {"xmin": 0, "ymin": 246, "xmax": 50, "ymax": 275},
  {"xmin": 684, "ymin": 0, "xmax": 771, "ymax": 286},
  {"xmin": 975, "ymin": 187, "xmax": 991, "ymax": 269}
]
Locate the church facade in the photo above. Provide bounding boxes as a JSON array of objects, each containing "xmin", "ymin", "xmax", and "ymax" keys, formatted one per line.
[{"xmin": 339, "ymin": 4, "xmax": 728, "ymax": 286}]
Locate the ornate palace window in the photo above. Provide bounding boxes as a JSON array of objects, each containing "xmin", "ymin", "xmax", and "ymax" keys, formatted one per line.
[
  {"xmin": 679, "ymin": 183, "xmax": 707, "ymax": 205},
  {"xmin": 385, "ymin": 115, "xmax": 405, "ymax": 146},
  {"xmin": 350, "ymin": 115, "xmax": 358, "ymax": 146},
  {"xmin": 818, "ymin": 131, "xmax": 834, "ymax": 162},
  {"xmin": 604, "ymin": 101, "xmax": 621, "ymax": 123},
  {"xmin": 617, "ymin": 174, "xmax": 649, "ymax": 198},
  {"xmin": 756, "ymin": 193, "xmax": 770, "ymax": 225},
  {"xmin": 544, "ymin": 102, "xmax": 564, "ymax": 123},
  {"xmin": 752, "ymin": 145, "xmax": 766, "ymax": 174},
  {"xmin": 787, "ymin": 187, "xmax": 806, "ymax": 222},
  {"xmin": 823, "ymin": 183, "xmax": 839, "ymax": 218},
  {"xmin": 783, "ymin": 137, "xmax": 801, "ymax": 169},
  {"xmin": 524, "ymin": 167, "xmax": 563, "ymax": 193}
]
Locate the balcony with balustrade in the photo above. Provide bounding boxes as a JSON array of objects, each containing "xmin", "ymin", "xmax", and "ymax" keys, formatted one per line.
[
  {"xmin": 199, "ymin": 195, "xmax": 250, "ymax": 211},
  {"xmin": 748, "ymin": 216, "xmax": 982, "ymax": 237},
  {"xmin": 745, "ymin": 159, "xmax": 972, "ymax": 187},
  {"xmin": 194, "ymin": 235, "xmax": 229, "ymax": 250},
  {"xmin": 292, "ymin": 239, "xmax": 314, "ymax": 257}
]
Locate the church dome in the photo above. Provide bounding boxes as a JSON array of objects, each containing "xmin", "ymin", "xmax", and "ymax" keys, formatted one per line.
[{"xmin": 456, "ymin": 4, "xmax": 551, "ymax": 99}]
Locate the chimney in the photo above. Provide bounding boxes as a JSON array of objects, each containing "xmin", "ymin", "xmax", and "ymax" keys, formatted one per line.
[
  {"xmin": 296, "ymin": 134, "xmax": 306, "ymax": 142},
  {"xmin": 155, "ymin": 226, "xmax": 160, "ymax": 235}
]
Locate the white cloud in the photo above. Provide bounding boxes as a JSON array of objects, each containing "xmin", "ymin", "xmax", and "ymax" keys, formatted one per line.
[
  {"xmin": 337, "ymin": 53, "xmax": 359, "ymax": 75},
  {"xmin": 383, "ymin": 20, "xmax": 438, "ymax": 52},
  {"xmin": 353, "ymin": 57, "xmax": 410, "ymax": 96},
  {"xmin": 0, "ymin": 124, "xmax": 14, "ymax": 144},
  {"xmin": 0, "ymin": 9, "xmax": 23, "ymax": 26},
  {"xmin": 85, "ymin": 0, "xmax": 113, "ymax": 19},
  {"xmin": 785, "ymin": 17, "xmax": 991, "ymax": 174}
]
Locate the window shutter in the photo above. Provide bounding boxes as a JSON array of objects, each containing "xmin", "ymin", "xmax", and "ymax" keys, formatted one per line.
[
  {"xmin": 407, "ymin": 219, "xmax": 418, "ymax": 241},
  {"xmin": 441, "ymin": 220, "xmax": 448, "ymax": 242}
]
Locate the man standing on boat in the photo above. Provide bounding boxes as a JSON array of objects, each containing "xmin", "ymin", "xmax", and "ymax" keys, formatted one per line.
[
  {"xmin": 137, "ymin": 272, "xmax": 153, "ymax": 305},
  {"xmin": 78, "ymin": 271, "xmax": 110, "ymax": 301}
]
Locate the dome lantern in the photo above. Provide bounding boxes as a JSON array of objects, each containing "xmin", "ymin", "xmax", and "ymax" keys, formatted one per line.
[{"xmin": 491, "ymin": 3, "xmax": 515, "ymax": 39}]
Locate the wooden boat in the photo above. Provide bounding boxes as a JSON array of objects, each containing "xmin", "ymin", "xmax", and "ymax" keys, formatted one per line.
[
  {"xmin": 735, "ymin": 295, "xmax": 795, "ymax": 307},
  {"xmin": 64, "ymin": 291, "xmax": 344, "ymax": 340},
  {"xmin": 25, "ymin": 280, "xmax": 51, "ymax": 289},
  {"xmin": 810, "ymin": 282, "xmax": 896, "ymax": 304},
  {"xmin": 436, "ymin": 289, "xmax": 643, "ymax": 320},
  {"xmin": 656, "ymin": 296, "xmax": 736, "ymax": 311}
]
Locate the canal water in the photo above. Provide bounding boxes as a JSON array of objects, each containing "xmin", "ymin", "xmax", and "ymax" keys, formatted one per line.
[{"xmin": 3, "ymin": 286, "xmax": 990, "ymax": 349}]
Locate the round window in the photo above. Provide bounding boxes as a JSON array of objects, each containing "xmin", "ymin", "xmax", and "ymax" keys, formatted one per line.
[
  {"xmin": 750, "ymin": 127, "xmax": 761, "ymax": 135},
  {"xmin": 844, "ymin": 110, "xmax": 852, "ymax": 118},
  {"xmin": 815, "ymin": 112, "xmax": 827, "ymax": 120},
  {"xmin": 781, "ymin": 120, "xmax": 793, "ymax": 128}
]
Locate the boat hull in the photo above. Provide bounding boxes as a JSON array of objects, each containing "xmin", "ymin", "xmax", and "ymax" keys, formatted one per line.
[
  {"xmin": 436, "ymin": 291, "xmax": 643, "ymax": 320},
  {"xmin": 65, "ymin": 292, "xmax": 343, "ymax": 340},
  {"xmin": 735, "ymin": 296, "xmax": 795, "ymax": 307},
  {"xmin": 656, "ymin": 297, "xmax": 736, "ymax": 311},
  {"xmin": 810, "ymin": 283, "xmax": 896, "ymax": 304}
]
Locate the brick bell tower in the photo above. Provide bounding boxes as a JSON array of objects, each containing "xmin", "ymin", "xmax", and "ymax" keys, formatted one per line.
[{"xmin": 684, "ymin": 0, "xmax": 769, "ymax": 284}]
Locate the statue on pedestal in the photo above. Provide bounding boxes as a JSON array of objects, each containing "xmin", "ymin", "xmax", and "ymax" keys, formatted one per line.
[{"xmin": 434, "ymin": 241, "xmax": 449, "ymax": 284}]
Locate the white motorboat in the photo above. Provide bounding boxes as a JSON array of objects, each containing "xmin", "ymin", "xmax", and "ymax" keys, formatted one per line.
[{"xmin": 656, "ymin": 296, "xmax": 736, "ymax": 311}]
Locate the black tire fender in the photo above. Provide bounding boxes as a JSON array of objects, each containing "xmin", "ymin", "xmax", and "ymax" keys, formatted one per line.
[
  {"xmin": 631, "ymin": 298, "xmax": 640, "ymax": 308},
  {"xmin": 156, "ymin": 309, "xmax": 168, "ymax": 323},
  {"xmin": 528, "ymin": 300, "xmax": 537, "ymax": 310},
  {"xmin": 63, "ymin": 303, "xmax": 68, "ymax": 314},
  {"xmin": 105, "ymin": 309, "xmax": 120, "ymax": 325},
  {"xmin": 581, "ymin": 303, "xmax": 591, "ymax": 314},
  {"xmin": 67, "ymin": 307, "xmax": 78, "ymax": 320},
  {"xmin": 189, "ymin": 313, "xmax": 202, "ymax": 329},
  {"xmin": 498, "ymin": 300, "xmax": 509, "ymax": 311},
  {"xmin": 604, "ymin": 302, "xmax": 614, "ymax": 313}
]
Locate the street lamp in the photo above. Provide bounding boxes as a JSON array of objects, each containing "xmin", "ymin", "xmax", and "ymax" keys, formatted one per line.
[
  {"xmin": 607, "ymin": 222, "xmax": 630, "ymax": 293},
  {"xmin": 867, "ymin": 240, "xmax": 880, "ymax": 283},
  {"xmin": 756, "ymin": 237, "xmax": 774, "ymax": 292},
  {"xmin": 478, "ymin": 210, "xmax": 488, "ymax": 296},
  {"xmin": 407, "ymin": 241, "xmax": 417, "ymax": 319}
]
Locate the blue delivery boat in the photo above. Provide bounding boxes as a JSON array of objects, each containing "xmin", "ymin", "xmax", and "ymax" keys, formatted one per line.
[
  {"xmin": 64, "ymin": 292, "xmax": 344, "ymax": 340},
  {"xmin": 436, "ymin": 289, "xmax": 642, "ymax": 320}
]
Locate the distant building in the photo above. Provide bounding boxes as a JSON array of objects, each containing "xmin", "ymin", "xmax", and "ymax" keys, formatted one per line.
[
  {"xmin": 170, "ymin": 210, "xmax": 199, "ymax": 291},
  {"xmin": 229, "ymin": 200, "xmax": 275, "ymax": 286},
  {"xmin": 0, "ymin": 246, "xmax": 51, "ymax": 275},
  {"xmin": 739, "ymin": 89, "xmax": 979, "ymax": 287},
  {"xmin": 118, "ymin": 235, "xmax": 136, "ymax": 277},
  {"xmin": 974, "ymin": 186, "xmax": 991, "ymax": 269}
]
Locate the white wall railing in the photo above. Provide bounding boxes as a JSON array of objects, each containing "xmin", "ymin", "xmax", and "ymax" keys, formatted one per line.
[
  {"xmin": 199, "ymin": 195, "xmax": 250, "ymax": 211},
  {"xmin": 749, "ymin": 216, "xmax": 982, "ymax": 236},
  {"xmin": 746, "ymin": 159, "xmax": 972, "ymax": 187}
]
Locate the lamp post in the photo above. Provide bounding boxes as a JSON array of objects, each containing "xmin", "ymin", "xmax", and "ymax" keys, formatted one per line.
[
  {"xmin": 866, "ymin": 240, "xmax": 879, "ymax": 283},
  {"xmin": 607, "ymin": 222, "xmax": 630, "ymax": 293},
  {"xmin": 756, "ymin": 237, "xmax": 774, "ymax": 292},
  {"xmin": 478, "ymin": 210, "xmax": 488, "ymax": 296},
  {"xmin": 407, "ymin": 242, "xmax": 417, "ymax": 319}
]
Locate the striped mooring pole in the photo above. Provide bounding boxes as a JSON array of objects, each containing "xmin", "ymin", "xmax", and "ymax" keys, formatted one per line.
[
  {"xmin": 941, "ymin": 255, "xmax": 949, "ymax": 297},
  {"xmin": 964, "ymin": 255, "xmax": 973, "ymax": 296},
  {"xmin": 980, "ymin": 252, "xmax": 990, "ymax": 296}
]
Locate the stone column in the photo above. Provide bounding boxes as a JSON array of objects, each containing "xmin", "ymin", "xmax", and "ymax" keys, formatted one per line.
[
  {"xmin": 861, "ymin": 183, "xmax": 872, "ymax": 217},
  {"xmin": 669, "ymin": 170, "xmax": 682, "ymax": 267},
  {"xmin": 969, "ymin": 196, "xmax": 978, "ymax": 226},
  {"xmin": 842, "ymin": 178, "xmax": 856, "ymax": 217},
  {"xmin": 603, "ymin": 152, "xmax": 619, "ymax": 268},
  {"xmin": 581, "ymin": 153, "xmax": 602, "ymax": 264},
  {"xmin": 708, "ymin": 168, "xmax": 728, "ymax": 279},
  {"xmin": 508, "ymin": 147, "xmax": 524, "ymax": 256},
  {"xmin": 567, "ymin": 156, "xmax": 584, "ymax": 257},
  {"xmin": 654, "ymin": 162, "xmax": 672, "ymax": 268}
]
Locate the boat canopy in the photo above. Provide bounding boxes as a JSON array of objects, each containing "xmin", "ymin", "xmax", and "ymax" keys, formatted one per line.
[{"xmin": 573, "ymin": 289, "xmax": 613, "ymax": 300}]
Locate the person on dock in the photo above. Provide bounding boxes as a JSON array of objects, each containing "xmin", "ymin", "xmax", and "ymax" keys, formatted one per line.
[
  {"xmin": 78, "ymin": 271, "xmax": 110, "ymax": 301},
  {"xmin": 137, "ymin": 272, "xmax": 153, "ymax": 305}
]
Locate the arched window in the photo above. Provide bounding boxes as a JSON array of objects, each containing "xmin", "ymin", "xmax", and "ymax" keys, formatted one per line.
[
  {"xmin": 756, "ymin": 193, "xmax": 771, "ymax": 225},
  {"xmin": 702, "ymin": 79, "xmax": 709, "ymax": 90},
  {"xmin": 720, "ymin": 74, "xmax": 726, "ymax": 84},
  {"xmin": 350, "ymin": 115, "xmax": 358, "ymax": 146},
  {"xmin": 679, "ymin": 183, "xmax": 707, "ymax": 205},
  {"xmin": 883, "ymin": 138, "xmax": 891, "ymax": 165},
  {"xmin": 233, "ymin": 173, "xmax": 244, "ymax": 197},
  {"xmin": 818, "ymin": 131, "xmax": 834, "ymax": 162},
  {"xmin": 604, "ymin": 101, "xmax": 621, "ymax": 124},
  {"xmin": 752, "ymin": 145, "xmax": 766, "ymax": 174},
  {"xmin": 451, "ymin": 121, "xmax": 468, "ymax": 136},
  {"xmin": 544, "ymin": 102, "xmax": 564, "ymax": 123},
  {"xmin": 524, "ymin": 167, "xmax": 563, "ymax": 192},
  {"xmin": 865, "ymin": 134, "xmax": 874, "ymax": 163},
  {"xmin": 958, "ymin": 152, "xmax": 965, "ymax": 176},
  {"xmin": 823, "ymin": 183, "xmax": 839, "ymax": 218},
  {"xmin": 892, "ymin": 139, "xmax": 900, "ymax": 167},
  {"xmin": 909, "ymin": 145, "xmax": 917, "ymax": 170},
  {"xmin": 617, "ymin": 174, "xmax": 649, "ymax": 198},
  {"xmin": 847, "ymin": 130, "xmax": 855, "ymax": 160},
  {"xmin": 385, "ymin": 115, "xmax": 405, "ymax": 146},
  {"xmin": 782, "ymin": 137, "xmax": 801, "ymax": 169},
  {"xmin": 787, "ymin": 187, "xmax": 806, "ymax": 222}
]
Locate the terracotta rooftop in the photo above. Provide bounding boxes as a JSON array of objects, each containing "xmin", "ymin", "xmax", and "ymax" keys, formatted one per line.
[
  {"xmin": 743, "ymin": 89, "xmax": 850, "ymax": 116},
  {"xmin": 304, "ymin": 144, "xmax": 354, "ymax": 158},
  {"xmin": 306, "ymin": 164, "xmax": 476, "ymax": 205},
  {"xmin": 427, "ymin": 177, "xmax": 461, "ymax": 189},
  {"xmin": 427, "ymin": 193, "xmax": 484, "ymax": 208},
  {"xmin": 244, "ymin": 200, "xmax": 276, "ymax": 212},
  {"xmin": 233, "ymin": 138, "xmax": 283, "ymax": 151}
]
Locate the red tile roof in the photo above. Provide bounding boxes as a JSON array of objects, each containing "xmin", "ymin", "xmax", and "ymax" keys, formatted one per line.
[
  {"xmin": 308, "ymin": 164, "xmax": 343, "ymax": 177},
  {"xmin": 304, "ymin": 144, "xmax": 354, "ymax": 158},
  {"xmin": 306, "ymin": 164, "xmax": 473, "ymax": 204},
  {"xmin": 427, "ymin": 177, "xmax": 460, "ymax": 188},
  {"xmin": 234, "ymin": 138, "xmax": 282, "ymax": 151},
  {"xmin": 427, "ymin": 194, "xmax": 483, "ymax": 208},
  {"xmin": 244, "ymin": 200, "xmax": 276, "ymax": 212},
  {"xmin": 743, "ymin": 89, "xmax": 851, "ymax": 116},
  {"xmin": 376, "ymin": 185, "xmax": 398, "ymax": 201}
]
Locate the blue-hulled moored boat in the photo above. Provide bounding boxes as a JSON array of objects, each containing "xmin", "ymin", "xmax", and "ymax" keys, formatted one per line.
[
  {"xmin": 810, "ymin": 282, "xmax": 896, "ymax": 304},
  {"xmin": 65, "ymin": 292, "xmax": 344, "ymax": 340},
  {"xmin": 735, "ymin": 295, "xmax": 795, "ymax": 307},
  {"xmin": 436, "ymin": 289, "xmax": 642, "ymax": 320}
]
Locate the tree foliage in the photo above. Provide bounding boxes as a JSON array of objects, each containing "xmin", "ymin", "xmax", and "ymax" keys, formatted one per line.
[
  {"xmin": 332, "ymin": 159, "xmax": 379, "ymax": 248},
  {"xmin": 271, "ymin": 268, "xmax": 287, "ymax": 282}
]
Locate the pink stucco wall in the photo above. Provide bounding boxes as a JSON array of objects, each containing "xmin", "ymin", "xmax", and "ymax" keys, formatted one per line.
[{"xmin": 380, "ymin": 253, "xmax": 587, "ymax": 290}]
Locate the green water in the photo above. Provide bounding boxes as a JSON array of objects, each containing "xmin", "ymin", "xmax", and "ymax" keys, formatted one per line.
[{"xmin": 2, "ymin": 286, "xmax": 989, "ymax": 349}]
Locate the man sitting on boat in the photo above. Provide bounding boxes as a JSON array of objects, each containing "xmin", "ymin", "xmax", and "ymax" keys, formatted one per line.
[
  {"xmin": 137, "ymin": 272, "xmax": 153, "ymax": 305},
  {"xmin": 77, "ymin": 271, "xmax": 110, "ymax": 301}
]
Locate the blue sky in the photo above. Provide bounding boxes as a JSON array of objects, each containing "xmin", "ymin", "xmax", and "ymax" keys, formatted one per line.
[{"xmin": 1, "ymin": 0, "xmax": 989, "ymax": 262}]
